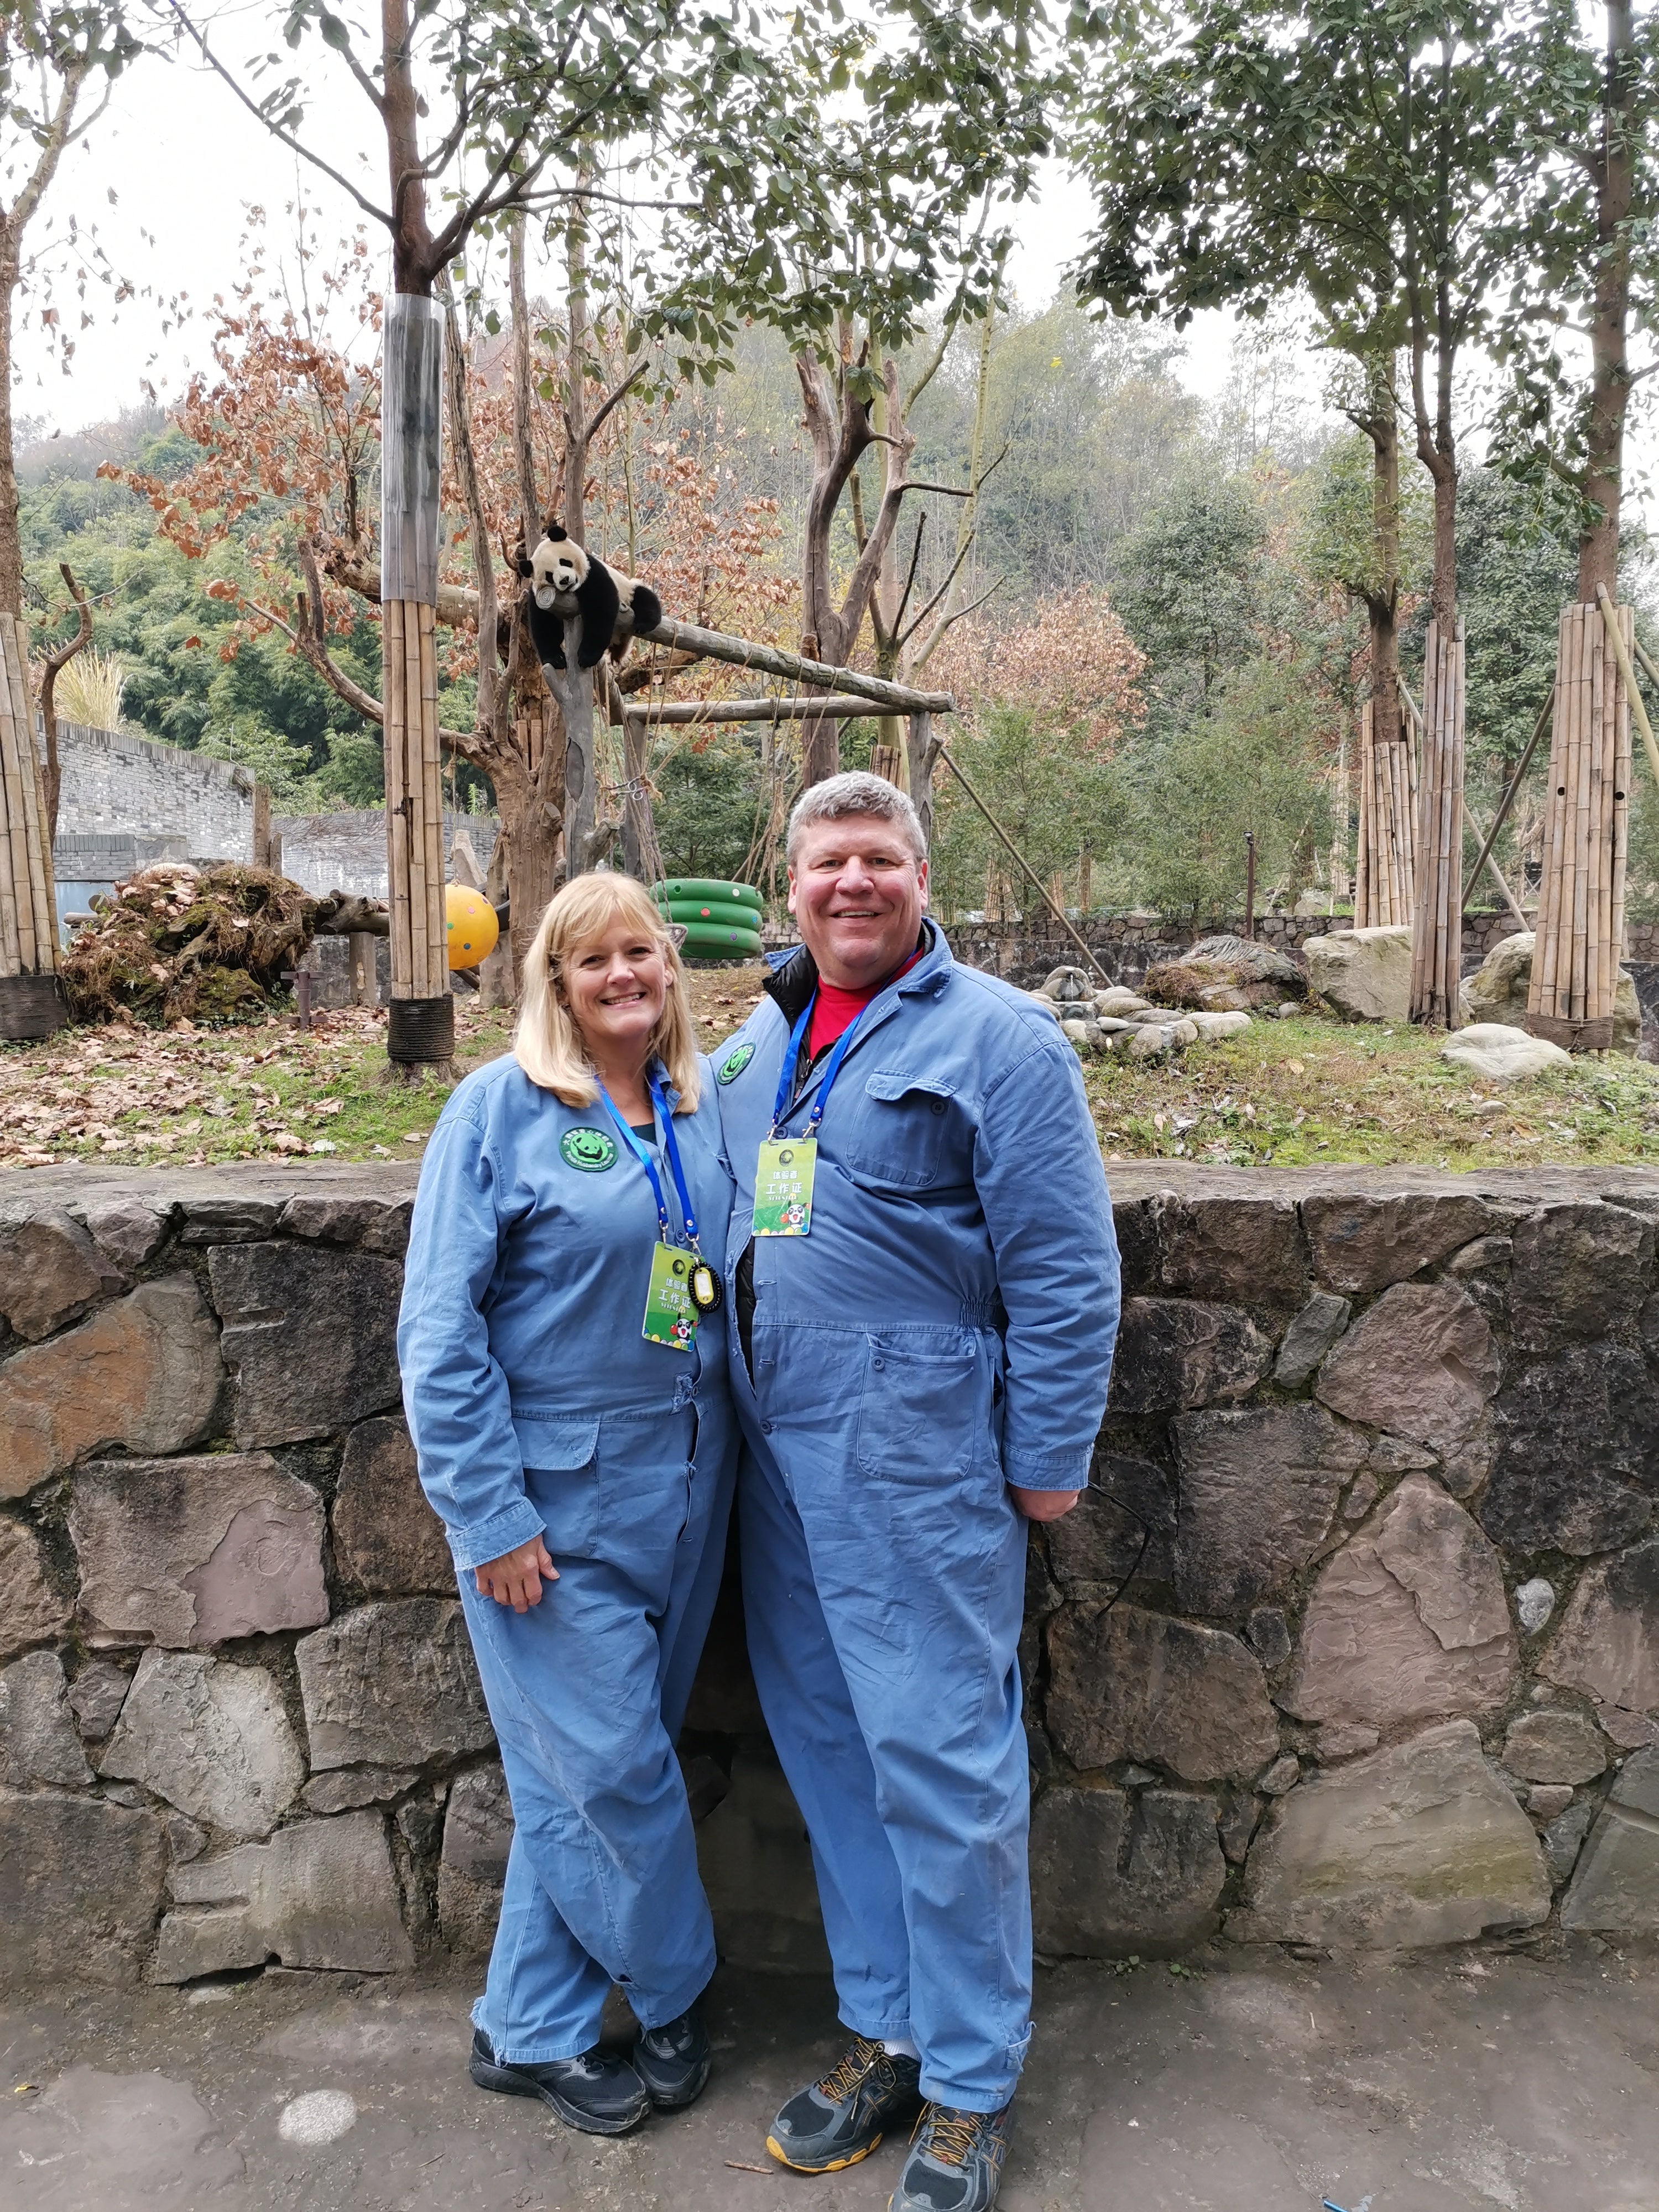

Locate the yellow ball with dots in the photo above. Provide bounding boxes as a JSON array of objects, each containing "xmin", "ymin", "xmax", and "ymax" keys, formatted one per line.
[{"xmin": 445, "ymin": 885, "xmax": 499, "ymax": 971}]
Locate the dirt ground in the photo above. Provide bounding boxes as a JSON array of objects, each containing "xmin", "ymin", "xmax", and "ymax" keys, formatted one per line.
[{"xmin": 3, "ymin": 1945, "xmax": 1656, "ymax": 2212}]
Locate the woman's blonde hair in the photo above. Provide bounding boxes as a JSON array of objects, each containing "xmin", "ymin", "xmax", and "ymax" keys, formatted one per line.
[{"xmin": 514, "ymin": 872, "xmax": 701, "ymax": 1111}]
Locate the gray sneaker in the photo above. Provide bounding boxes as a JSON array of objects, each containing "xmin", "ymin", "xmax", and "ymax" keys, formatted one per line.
[
  {"xmin": 890, "ymin": 2102, "xmax": 1013, "ymax": 2212},
  {"xmin": 765, "ymin": 2034, "xmax": 923, "ymax": 2173}
]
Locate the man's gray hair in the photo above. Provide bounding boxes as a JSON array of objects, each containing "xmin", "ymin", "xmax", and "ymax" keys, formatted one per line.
[{"xmin": 787, "ymin": 771, "xmax": 926, "ymax": 865}]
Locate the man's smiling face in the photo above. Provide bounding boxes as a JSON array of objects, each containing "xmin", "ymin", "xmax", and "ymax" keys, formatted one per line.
[{"xmin": 788, "ymin": 813, "xmax": 928, "ymax": 990}]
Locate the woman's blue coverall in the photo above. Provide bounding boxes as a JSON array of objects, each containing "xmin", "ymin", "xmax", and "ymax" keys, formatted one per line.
[{"xmin": 399, "ymin": 1052, "xmax": 738, "ymax": 2064}]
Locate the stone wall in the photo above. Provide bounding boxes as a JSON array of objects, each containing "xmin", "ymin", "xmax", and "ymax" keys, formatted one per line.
[{"xmin": 2, "ymin": 1161, "xmax": 1657, "ymax": 1992}]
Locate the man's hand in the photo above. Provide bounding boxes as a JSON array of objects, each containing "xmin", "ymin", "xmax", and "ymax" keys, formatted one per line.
[
  {"xmin": 475, "ymin": 1537, "xmax": 557, "ymax": 1611},
  {"xmin": 1010, "ymin": 1485, "xmax": 1079, "ymax": 1523}
]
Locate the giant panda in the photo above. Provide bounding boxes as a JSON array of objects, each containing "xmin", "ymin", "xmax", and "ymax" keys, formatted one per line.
[{"xmin": 517, "ymin": 524, "xmax": 664, "ymax": 673}]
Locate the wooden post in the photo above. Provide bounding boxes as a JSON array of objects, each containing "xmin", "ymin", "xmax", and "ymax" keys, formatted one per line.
[
  {"xmin": 0, "ymin": 613, "xmax": 67, "ymax": 1039},
  {"xmin": 1525, "ymin": 600, "xmax": 1631, "ymax": 1050},
  {"xmin": 618, "ymin": 709, "xmax": 665, "ymax": 886},
  {"xmin": 868, "ymin": 739, "xmax": 902, "ymax": 786},
  {"xmin": 1408, "ymin": 619, "xmax": 1465, "ymax": 1027},
  {"xmin": 381, "ymin": 295, "xmax": 453, "ymax": 1067},
  {"xmin": 1078, "ymin": 847, "xmax": 1093, "ymax": 915},
  {"xmin": 552, "ymin": 656, "xmax": 598, "ymax": 874},
  {"xmin": 252, "ymin": 781, "xmax": 272, "ymax": 870},
  {"xmin": 1244, "ymin": 832, "xmax": 1256, "ymax": 939},
  {"xmin": 348, "ymin": 932, "xmax": 379, "ymax": 1007},
  {"xmin": 1331, "ymin": 721, "xmax": 1349, "ymax": 915},
  {"xmin": 904, "ymin": 711, "xmax": 941, "ymax": 851}
]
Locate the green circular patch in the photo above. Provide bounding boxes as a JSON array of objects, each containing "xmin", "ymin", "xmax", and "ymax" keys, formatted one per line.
[
  {"xmin": 717, "ymin": 1041, "xmax": 756, "ymax": 1086},
  {"xmin": 560, "ymin": 1126, "xmax": 618, "ymax": 1172}
]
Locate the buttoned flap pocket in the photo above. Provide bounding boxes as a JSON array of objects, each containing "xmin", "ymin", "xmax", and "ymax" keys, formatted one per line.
[
  {"xmin": 512, "ymin": 1414, "xmax": 600, "ymax": 1554},
  {"xmin": 839, "ymin": 1070, "xmax": 954, "ymax": 1190},
  {"xmin": 854, "ymin": 1331, "xmax": 982, "ymax": 1481}
]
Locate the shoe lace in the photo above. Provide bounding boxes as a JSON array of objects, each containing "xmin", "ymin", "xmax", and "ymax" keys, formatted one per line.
[
  {"xmin": 815, "ymin": 2035, "xmax": 884, "ymax": 2104},
  {"xmin": 917, "ymin": 2106, "xmax": 982, "ymax": 2169}
]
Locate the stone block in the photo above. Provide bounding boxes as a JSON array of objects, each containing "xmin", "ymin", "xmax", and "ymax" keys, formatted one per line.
[
  {"xmin": 1314, "ymin": 1282, "xmax": 1499, "ymax": 1451},
  {"xmin": 437, "ymin": 1762, "xmax": 513, "ymax": 1954},
  {"xmin": 0, "ymin": 1786, "xmax": 168, "ymax": 1989},
  {"xmin": 0, "ymin": 1211, "xmax": 123, "ymax": 1339},
  {"xmin": 1303, "ymin": 925, "xmax": 1413, "ymax": 1022},
  {"xmin": 0, "ymin": 1652, "xmax": 91, "ymax": 1786},
  {"xmin": 1286, "ymin": 1476, "xmax": 1514, "ymax": 1736},
  {"xmin": 178, "ymin": 1195, "xmax": 282, "ymax": 1244},
  {"xmin": 1508, "ymin": 1203, "xmax": 1653, "ymax": 1352},
  {"xmin": 208, "ymin": 1240, "xmax": 402, "ymax": 1447},
  {"xmin": 1047, "ymin": 1601, "xmax": 1279, "ymax": 1782},
  {"xmin": 301, "ymin": 1768, "xmax": 418, "ymax": 1815},
  {"xmin": 1272, "ymin": 1290, "xmax": 1352, "ymax": 1389},
  {"xmin": 83, "ymin": 1196, "xmax": 168, "ymax": 1274},
  {"xmin": 1110, "ymin": 1197, "xmax": 1160, "ymax": 1297},
  {"xmin": 0, "ymin": 1519, "xmax": 71, "ymax": 1660},
  {"xmin": 100, "ymin": 1650, "xmax": 304, "ymax": 1839},
  {"xmin": 1443, "ymin": 1024, "xmax": 1573, "ymax": 1081},
  {"xmin": 1030, "ymin": 1786, "xmax": 1225, "ymax": 1956},
  {"xmin": 1543, "ymin": 1799, "xmax": 1597, "ymax": 1885},
  {"xmin": 1229, "ymin": 1720, "xmax": 1551, "ymax": 1948},
  {"xmin": 154, "ymin": 1811, "xmax": 416, "ymax": 1980},
  {"xmin": 1046, "ymin": 1454, "xmax": 1175, "ymax": 1592},
  {"xmin": 296, "ymin": 1599, "xmax": 494, "ymax": 1771},
  {"xmin": 1540, "ymin": 1538, "xmax": 1659, "ymax": 1742},
  {"xmin": 696, "ymin": 1750, "xmax": 831, "ymax": 1973},
  {"xmin": 0, "ymin": 1279, "xmax": 222, "ymax": 1499},
  {"xmin": 66, "ymin": 1659, "xmax": 132, "ymax": 1740},
  {"xmin": 1302, "ymin": 1192, "xmax": 1500, "ymax": 1297},
  {"xmin": 332, "ymin": 1417, "xmax": 453, "ymax": 1596},
  {"xmin": 1560, "ymin": 1748, "xmax": 1659, "ymax": 1932},
  {"xmin": 71, "ymin": 1453, "xmax": 327, "ymax": 1647},
  {"xmin": 277, "ymin": 1193, "xmax": 413, "ymax": 1254},
  {"xmin": 1173, "ymin": 1404, "xmax": 1366, "ymax": 1617},
  {"xmin": 1246, "ymin": 1608, "xmax": 1292, "ymax": 1671},
  {"xmin": 1483, "ymin": 1348, "xmax": 1659, "ymax": 1555},
  {"xmin": 1153, "ymin": 1193, "xmax": 1308, "ymax": 1311},
  {"xmin": 1502, "ymin": 1708, "xmax": 1606, "ymax": 1786},
  {"xmin": 1515, "ymin": 1577, "xmax": 1556, "ymax": 1635},
  {"xmin": 1107, "ymin": 1300, "xmax": 1274, "ymax": 1414}
]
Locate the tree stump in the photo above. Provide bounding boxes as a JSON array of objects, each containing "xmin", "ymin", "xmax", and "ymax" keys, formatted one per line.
[
  {"xmin": 1408, "ymin": 618, "xmax": 1464, "ymax": 1027},
  {"xmin": 0, "ymin": 613, "xmax": 67, "ymax": 1040}
]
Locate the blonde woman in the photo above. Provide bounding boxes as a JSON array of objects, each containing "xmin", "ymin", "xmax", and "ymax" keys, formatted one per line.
[{"xmin": 399, "ymin": 873, "xmax": 738, "ymax": 2138}]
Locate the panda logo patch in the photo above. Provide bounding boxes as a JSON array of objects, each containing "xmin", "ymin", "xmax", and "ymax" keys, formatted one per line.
[
  {"xmin": 560, "ymin": 1127, "xmax": 617, "ymax": 1172},
  {"xmin": 717, "ymin": 1042, "xmax": 755, "ymax": 1086}
]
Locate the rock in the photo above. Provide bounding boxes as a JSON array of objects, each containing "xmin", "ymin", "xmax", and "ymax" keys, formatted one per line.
[
  {"xmin": 1302, "ymin": 1193, "xmax": 1501, "ymax": 1296},
  {"xmin": 167, "ymin": 1813, "xmax": 208, "ymax": 1863},
  {"xmin": 0, "ymin": 1211, "xmax": 124, "ymax": 1340},
  {"xmin": 301, "ymin": 1768, "xmax": 419, "ymax": 1815},
  {"xmin": 1561, "ymin": 1747, "xmax": 1659, "ymax": 1931},
  {"xmin": 0, "ymin": 1520, "xmax": 71, "ymax": 1661},
  {"xmin": 437, "ymin": 1763, "xmax": 514, "ymax": 1953},
  {"xmin": 1442, "ymin": 1022, "xmax": 1573, "ymax": 1081},
  {"xmin": 178, "ymin": 1194, "xmax": 281, "ymax": 1243},
  {"xmin": 1047, "ymin": 1601, "xmax": 1279, "ymax": 1782},
  {"xmin": 277, "ymin": 1193, "xmax": 413, "ymax": 1255},
  {"xmin": 1314, "ymin": 1723, "xmax": 1380, "ymax": 1760},
  {"xmin": 0, "ymin": 1278, "xmax": 222, "ymax": 1499},
  {"xmin": 1502, "ymin": 1708, "xmax": 1606, "ymax": 1785},
  {"xmin": 71, "ymin": 1453, "xmax": 328, "ymax": 1647},
  {"xmin": 1217, "ymin": 1789, "xmax": 1261, "ymax": 1864},
  {"xmin": 1046, "ymin": 1454, "xmax": 1175, "ymax": 1591},
  {"xmin": 1286, "ymin": 1477, "xmax": 1515, "ymax": 1735},
  {"xmin": 1031, "ymin": 1786, "xmax": 1225, "ymax": 1956},
  {"xmin": 1173, "ymin": 1404, "xmax": 1366, "ymax": 1616},
  {"xmin": 1039, "ymin": 966, "xmax": 1093, "ymax": 1003},
  {"xmin": 0, "ymin": 1653, "xmax": 91, "ymax": 1786},
  {"xmin": 1314, "ymin": 1282, "xmax": 1499, "ymax": 1451},
  {"xmin": 1367, "ymin": 1434, "xmax": 1439, "ymax": 1474},
  {"xmin": 1274, "ymin": 1291, "xmax": 1352, "ymax": 1389},
  {"xmin": 696, "ymin": 1750, "xmax": 832, "ymax": 1973},
  {"xmin": 1527, "ymin": 1783, "xmax": 1574, "ymax": 1820},
  {"xmin": 1507, "ymin": 1203, "xmax": 1653, "ymax": 1351},
  {"xmin": 1185, "ymin": 933, "xmax": 1308, "ymax": 994},
  {"xmin": 1198, "ymin": 983, "xmax": 1255, "ymax": 1012},
  {"xmin": 83, "ymin": 1196, "xmax": 169, "ymax": 1274},
  {"xmin": 1303, "ymin": 926, "xmax": 1413, "ymax": 1021},
  {"xmin": 1096, "ymin": 987, "xmax": 1152, "ymax": 1018},
  {"xmin": 296, "ymin": 1599, "xmax": 494, "ymax": 1770},
  {"xmin": 1229, "ymin": 1720, "xmax": 1552, "ymax": 1947},
  {"xmin": 1445, "ymin": 1234, "xmax": 1514, "ymax": 1279},
  {"xmin": 1259, "ymin": 1755, "xmax": 1301, "ymax": 1797},
  {"xmin": 1127, "ymin": 1022, "xmax": 1182, "ymax": 1061},
  {"xmin": 1246, "ymin": 1608, "xmax": 1292, "ymax": 1672},
  {"xmin": 1342, "ymin": 1472, "xmax": 1379, "ymax": 1522},
  {"xmin": 67, "ymin": 1659, "xmax": 132, "ymax": 1740},
  {"xmin": 1482, "ymin": 1347, "xmax": 1659, "ymax": 1555},
  {"xmin": 1539, "ymin": 1538, "xmax": 1659, "ymax": 1740},
  {"xmin": 0, "ymin": 1786, "xmax": 168, "ymax": 1990},
  {"xmin": 1187, "ymin": 1010, "xmax": 1251, "ymax": 1040},
  {"xmin": 1543, "ymin": 1799, "xmax": 1597, "ymax": 1885},
  {"xmin": 332, "ymin": 1417, "xmax": 453, "ymax": 1596},
  {"xmin": 1154, "ymin": 1193, "xmax": 1308, "ymax": 1311},
  {"xmin": 208, "ymin": 1242, "xmax": 403, "ymax": 1447},
  {"xmin": 100, "ymin": 1650, "xmax": 304, "ymax": 1838},
  {"xmin": 1462, "ymin": 930, "xmax": 1642, "ymax": 1055},
  {"xmin": 154, "ymin": 1811, "xmax": 416, "ymax": 1980},
  {"xmin": 1516, "ymin": 1578, "xmax": 1557, "ymax": 1635},
  {"xmin": 1108, "ymin": 1300, "xmax": 1275, "ymax": 1414}
]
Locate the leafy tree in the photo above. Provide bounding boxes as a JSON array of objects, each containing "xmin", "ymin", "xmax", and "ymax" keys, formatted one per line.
[
  {"xmin": 928, "ymin": 705, "xmax": 1131, "ymax": 921},
  {"xmin": 1110, "ymin": 476, "xmax": 1266, "ymax": 729}
]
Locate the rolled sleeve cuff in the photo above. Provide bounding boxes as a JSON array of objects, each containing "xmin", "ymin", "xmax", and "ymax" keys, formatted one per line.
[
  {"xmin": 1001, "ymin": 1445, "xmax": 1092, "ymax": 1494},
  {"xmin": 444, "ymin": 1496, "xmax": 548, "ymax": 1574}
]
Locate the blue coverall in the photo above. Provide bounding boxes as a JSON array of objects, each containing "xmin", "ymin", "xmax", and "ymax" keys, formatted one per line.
[
  {"xmin": 714, "ymin": 924, "xmax": 1119, "ymax": 2112},
  {"xmin": 399, "ymin": 1052, "xmax": 738, "ymax": 2064}
]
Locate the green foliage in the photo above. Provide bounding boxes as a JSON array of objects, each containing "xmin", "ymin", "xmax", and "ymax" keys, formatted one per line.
[
  {"xmin": 928, "ymin": 706, "xmax": 1129, "ymax": 921},
  {"xmin": 651, "ymin": 738, "xmax": 763, "ymax": 885},
  {"xmin": 1301, "ymin": 432, "xmax": 1431, "ymax": 609},
  {"xmin": 1442, "ymin": 467, "xmax": 1577, "ymax": 775},
  {"xmin": 1110, "ymin": 477, "xmax": 1267, "ymax": 727}
]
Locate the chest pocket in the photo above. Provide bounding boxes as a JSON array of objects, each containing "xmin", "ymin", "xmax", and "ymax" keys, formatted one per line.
[{"xmin": 839, "ymin": 1069, "xmax": 954, "ymax": 1190}]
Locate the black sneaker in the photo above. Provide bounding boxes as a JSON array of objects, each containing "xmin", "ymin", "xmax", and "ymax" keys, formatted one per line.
[
  {"xmin": 633, "ymin": 2003, "xmax": 712, "ymax": 2111},
  {"xmin": 890, "ymin": 2103, "xmax": 1013, "ymax": 2212},
  {"xmin": 765, "ymin": 2034, "xmax": 923, "ymax": 2174},
  {"xmin": 468, "ymin": 2028, "xmax": 651, "ymax": 2136}
]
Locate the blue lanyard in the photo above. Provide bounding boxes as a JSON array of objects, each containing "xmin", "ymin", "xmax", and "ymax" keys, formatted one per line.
[
  {"xmin": 596, "ymin": 1075, "xmax": 701, "ymax": 1248},
  {"xmin": 769, "ymin": 996, "xmax": 868, "ymax": 1140}
]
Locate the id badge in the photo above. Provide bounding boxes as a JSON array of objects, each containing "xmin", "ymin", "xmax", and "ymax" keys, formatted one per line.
[
  {"xmin": 753, "ymin": 1136, "xmax": 817, "ymax": 1236},
  {"xmin": 643, "ymin": 1242, "xmax": 698, "ymax": 1350}
]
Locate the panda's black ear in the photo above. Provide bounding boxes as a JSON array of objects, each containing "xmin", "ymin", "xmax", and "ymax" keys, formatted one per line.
[{"xmin": 544, "ymin": 519, "xmax": 568, "ymax": 544}]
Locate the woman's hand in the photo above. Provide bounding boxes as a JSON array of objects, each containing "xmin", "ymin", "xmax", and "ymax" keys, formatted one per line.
[
  {"xmin": 475, "ymin": 1537, "xmax": 557, "ymax": 1612},
  {"xmin": 1010, "ymin": 1484, "xmax": 1079, "ymax": 1523}
]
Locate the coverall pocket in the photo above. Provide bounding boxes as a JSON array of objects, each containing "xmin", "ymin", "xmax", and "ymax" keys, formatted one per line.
[
  {"xmin": 853, "ymin": 1332, "xmax": 980, "ymax": 1481},
  {"xmin": 841, "ymin": 1070, "xmax": 953, "ymax": 1189},
  {"xmin": 513, "ymin": 1415, "xmax": 600, "ymax": 1554}
]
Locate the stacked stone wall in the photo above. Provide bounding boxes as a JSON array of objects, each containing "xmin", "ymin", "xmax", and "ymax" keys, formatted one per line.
[{"xmin": 2, "ymin": 1162, "xmax": 1656, "ymax": 1991}]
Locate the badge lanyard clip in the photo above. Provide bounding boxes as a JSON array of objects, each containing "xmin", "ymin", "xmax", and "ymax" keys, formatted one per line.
[{"xmin": 597, "ymin": 1077, "xmax": 723, "ymax": 1316}]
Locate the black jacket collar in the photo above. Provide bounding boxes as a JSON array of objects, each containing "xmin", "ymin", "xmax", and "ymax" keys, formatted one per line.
[{"xmin": 762, "ymin": 921, "xmax": 935, "ymax": 1027}]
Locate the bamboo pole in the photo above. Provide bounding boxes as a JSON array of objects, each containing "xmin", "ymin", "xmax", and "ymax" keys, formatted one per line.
[
  {"xmin": 1463, "ymin": 685, "xmax": 1554, "ymax": 909},
  {"xmin": 1598, "ymin": 586, "xmax": 1659, "ymax": 791},
  {"xmin": 641, "ymin": 616, "xmax": 954, "ymax": 716},
  {"xmin": 623, "ymin": 694, "xmax": 878, "ymax": 727},
  {"xmin": 1355, "ymin": 702, "xmax": 1373, "ymax": 927}
]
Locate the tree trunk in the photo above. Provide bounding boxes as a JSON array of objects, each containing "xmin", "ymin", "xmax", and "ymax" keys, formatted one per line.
[{"xmin": 1578, "ymin": 0, "xmax": 1636, "ymax": 603}]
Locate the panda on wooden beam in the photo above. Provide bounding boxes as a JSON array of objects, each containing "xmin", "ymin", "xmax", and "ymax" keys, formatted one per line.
[{"xmin": 516, "ymin": 523, "xmax": 664, "ymax": 673}]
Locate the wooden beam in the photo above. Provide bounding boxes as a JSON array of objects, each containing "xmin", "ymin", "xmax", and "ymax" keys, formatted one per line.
[
  {"xmin": 623, "ymin": 695, "xmax": 879, "ymax": 727},
  {"xmin": 638, "ymin": 617, "xmax": 954, "ymax": 717}
]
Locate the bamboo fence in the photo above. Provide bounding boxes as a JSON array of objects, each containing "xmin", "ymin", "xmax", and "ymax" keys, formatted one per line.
[
  {"xmin": 0, "ymin": 613, "xmax": 65, "ymax": 1037},
  {"xmin": 1408, "ymin": 619, "xmax": 1465, "ymax": 1026},
  {"xmin": 1354, "ymin": 695, "xmax": 1416, "ymax": 928}
]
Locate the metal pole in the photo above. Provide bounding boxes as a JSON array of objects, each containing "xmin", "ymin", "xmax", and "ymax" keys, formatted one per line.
[
  {"xmin": 935, "ymin": 747, "xmax": 1112, "ymax": 985},
  {"xmin": 1244, "ymin": 833, "xmax": 1256, "ymax": 940}
]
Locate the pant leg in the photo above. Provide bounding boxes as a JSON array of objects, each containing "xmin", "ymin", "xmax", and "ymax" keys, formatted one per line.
[{"xmin": 738, "ymin": 1436, "xmax": 914, "ymax": 2041}]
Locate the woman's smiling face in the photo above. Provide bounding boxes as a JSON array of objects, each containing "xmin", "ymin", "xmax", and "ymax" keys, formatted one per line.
[{"xmin": 561, "ymin": 918, "xmax": 668, "ymax": 1060}]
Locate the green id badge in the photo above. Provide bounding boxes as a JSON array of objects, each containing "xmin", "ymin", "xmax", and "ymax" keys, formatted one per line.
[
  {"xmin": 643, "ymin": 1242, "xmax": 698, "ymax": 1350},
  {"xmin": 753, "ymin": 1137, "xmax": 817, "ymax": 1236}
]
